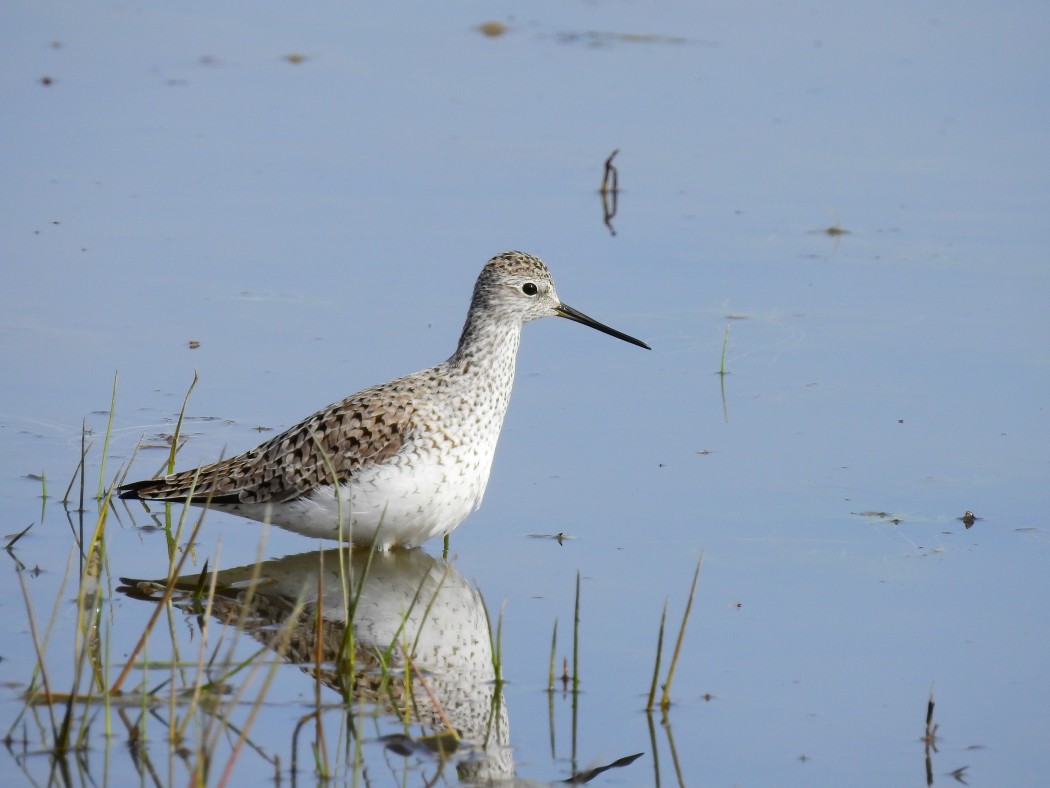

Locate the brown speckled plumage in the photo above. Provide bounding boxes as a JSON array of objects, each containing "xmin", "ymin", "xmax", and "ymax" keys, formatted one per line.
[
  {"xmin": 121, "ymin": 378, "xmax": 415, "ymax": 504},
  {"xmin": 119, "ymin": 251, "xmax": 649, "ymax": 547}
]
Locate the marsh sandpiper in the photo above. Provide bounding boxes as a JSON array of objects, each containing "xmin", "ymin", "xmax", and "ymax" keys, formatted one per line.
[{"xmin": 119, "ymin": 251, "xmax": 649, "ymax": 547}]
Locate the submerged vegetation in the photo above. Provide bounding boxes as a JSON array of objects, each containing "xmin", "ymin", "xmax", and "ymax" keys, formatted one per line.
[{"xmin": 4, "ymin": 378, "xmax": 703, "ymax": 785}]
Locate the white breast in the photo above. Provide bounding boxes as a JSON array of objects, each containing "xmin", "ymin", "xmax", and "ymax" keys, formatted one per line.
[{"xmin": 218, "ymin": 430, "xmax": 501, "ymax": 548}]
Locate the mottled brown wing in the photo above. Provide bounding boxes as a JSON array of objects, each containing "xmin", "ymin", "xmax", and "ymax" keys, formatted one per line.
[{"xmin": 119, "ymin": 382, "xmax": 416, "ymax": 505}]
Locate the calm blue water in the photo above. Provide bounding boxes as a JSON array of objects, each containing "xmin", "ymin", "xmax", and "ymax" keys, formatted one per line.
[{"xmin": 2, "ymin": 1, "xmax": 1048, "ymax": 784}]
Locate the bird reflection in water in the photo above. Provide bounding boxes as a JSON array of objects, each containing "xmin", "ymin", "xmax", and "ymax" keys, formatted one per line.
[{"xmin": 119, "ymin": 548, "xmax": 512, "ymax": 782}]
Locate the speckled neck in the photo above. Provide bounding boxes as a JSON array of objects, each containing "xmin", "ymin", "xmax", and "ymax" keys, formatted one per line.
[{"xmin": 448, "ymin": 291, "xmax": 523, "ymax": 423}]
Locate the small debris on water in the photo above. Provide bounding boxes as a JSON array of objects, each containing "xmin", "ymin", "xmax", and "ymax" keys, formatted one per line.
[
  {"xmin": 528, "ymin": 532, "xmax": 576, "ymax": 544},
  {"xmin": 855, "ymin": 511, "xmax": 903, "ymax": 524},
  {"xmin": 478, "ymin": 20, "xmax": 508, "ymax": 37}
]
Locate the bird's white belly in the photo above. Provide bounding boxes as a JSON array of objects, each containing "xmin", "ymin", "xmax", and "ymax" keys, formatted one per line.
[{"xmin": 217, "ymin": 443, "xmax": 495, "ymax": 548}]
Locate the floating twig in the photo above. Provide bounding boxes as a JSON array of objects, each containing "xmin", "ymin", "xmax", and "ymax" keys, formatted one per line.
[
  {"xmin": 923, "ymin": 686, "xmax": 939, "ymax": 787},
  {"xmin": 599, "ymin": 149, "xmax": 620, "ymax": 236}
]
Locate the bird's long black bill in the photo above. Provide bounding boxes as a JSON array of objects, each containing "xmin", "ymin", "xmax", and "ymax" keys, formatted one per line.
[{"xmin": 556, "ymin": 303, "xmax": 651, "ymax": 349}]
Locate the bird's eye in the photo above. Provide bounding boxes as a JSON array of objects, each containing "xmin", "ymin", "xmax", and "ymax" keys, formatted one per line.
[{"xmin": 522, "ymin": 282, "xmax": 538, "ymax": 296}]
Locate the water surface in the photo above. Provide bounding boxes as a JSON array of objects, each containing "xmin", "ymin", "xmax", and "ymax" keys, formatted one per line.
[{"xmin": 2, "ymin": 1, "xmax": 1048, "ymax": 785}]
